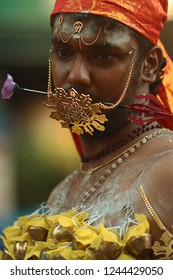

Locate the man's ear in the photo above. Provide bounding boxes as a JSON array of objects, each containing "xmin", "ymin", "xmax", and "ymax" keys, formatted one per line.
[{"xmin": 141, "ymin": 46, "xmax": 163, "ymax": 84}]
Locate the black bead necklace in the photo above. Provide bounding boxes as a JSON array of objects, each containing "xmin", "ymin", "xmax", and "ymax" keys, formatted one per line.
[{"xmin": 81, "ymin": 124, "xmax": 162, "ymax": 163}]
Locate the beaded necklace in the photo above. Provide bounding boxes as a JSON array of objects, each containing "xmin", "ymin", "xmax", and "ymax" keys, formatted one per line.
[
  {"xmin": 81, "ymin": 124, "xmax": 161, "ymax": 162},
  {"xmin": 81, "ymin": 128, "xmax": 169, "ymax": 204}
]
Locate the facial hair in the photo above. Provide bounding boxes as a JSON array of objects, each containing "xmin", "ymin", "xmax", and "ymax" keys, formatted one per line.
[{"xmin": 81, "ymin": 65, "xmax": 142, "ymax": 138}]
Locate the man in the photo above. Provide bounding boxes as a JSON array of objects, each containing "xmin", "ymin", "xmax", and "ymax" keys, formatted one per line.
[
  {"xmin": 1, "ymin": 0, "xmax": 173, "ymax": 260},
  {"xmin": 46, "ymin": 0, "xmax": 173, "ymax": 259}
]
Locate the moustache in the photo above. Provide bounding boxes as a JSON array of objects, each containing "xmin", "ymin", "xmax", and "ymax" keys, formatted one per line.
[{"xmin": 60, "ymin": 86, "xmax": 126, "ymax": 109}]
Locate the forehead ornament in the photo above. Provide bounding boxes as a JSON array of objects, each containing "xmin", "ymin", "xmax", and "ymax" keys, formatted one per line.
[{"xmin": 58, "ymin": 14, "xmax": 103, "ymax": 46}]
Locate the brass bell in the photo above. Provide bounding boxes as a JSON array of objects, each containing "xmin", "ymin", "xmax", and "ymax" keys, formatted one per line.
[
  {"xmin": 28, "ymin": 226, "xmax": 48, "ymax": 241},
  {"xmin": 14, "ymin": 241, "xmax": 27, "ymax": 260},
  {"xmin": 52, "ymin": 223, "xmax": 73, "ymax": 243},
  {"xmin": 40, "ymin": 248, "xmax": 50, "ymax": 260},
  {"xmin": 95, "ymin": 241, "xmax": 122, "ymax": 260},
  {"xmin": 125, "ymin": 233, "xmax": 153, "ymax": 259},
  {"xmin": 2, "ymin": 248, "xmax": 13, "ymax": 260},
  {"xmin": 53, "ymin": 254, "xmax": 66, "ymax": 260},
  {"xmin": 73, "ymin": 238, "xmax": 88, "ymax": 250}
]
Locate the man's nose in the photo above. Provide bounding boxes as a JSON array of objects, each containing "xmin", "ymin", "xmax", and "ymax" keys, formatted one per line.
[{"xmin": 67, "ymin": 55, "xmax": 91, "ymax": 87}]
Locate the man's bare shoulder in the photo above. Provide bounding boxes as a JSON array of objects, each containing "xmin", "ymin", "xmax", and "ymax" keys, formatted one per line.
[
  {"xmin": 47, "ymin": 170, "xmax": 78, "ymax": 210},
  {"xmin": 141, "ymin": 147, "xmax": 173, "ymax": 232}
]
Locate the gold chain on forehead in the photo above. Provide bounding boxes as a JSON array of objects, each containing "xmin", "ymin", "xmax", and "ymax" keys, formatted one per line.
[{"xmin": 58, "ymin": 14, "xmax": 103, "ymax": 46}]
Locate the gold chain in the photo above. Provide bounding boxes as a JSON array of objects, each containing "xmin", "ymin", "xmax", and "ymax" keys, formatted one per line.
[
  {"xmin": 58, "ymin": 14, "xmax": 103, "ymax": 46},
  {"xmin": 80, "ymin": 139, "xmax": 139, "ymax": 175},
  {"xmin": 47, "ymin": 55, "xmax": 52, "ymax": 97},
  {"xmin": 138, "ymin": 185, "xmax": 168, "ymax": 232},
  {"xmin": 98, "ymin": 61, "xmax": 134, "ymax": 110},
  {"xmin": 80, "ymin": 128, "xmax": 168, "ymax": 175}
]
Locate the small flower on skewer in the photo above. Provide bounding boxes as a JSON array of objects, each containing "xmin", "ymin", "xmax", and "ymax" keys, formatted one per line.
[
  {"xmin": 1, "ymin": 74, "xmax": 47, "ymax": 99},
  {"xmin": 1, "ymin": 74, "xmax": 19, "ymax": 99}
]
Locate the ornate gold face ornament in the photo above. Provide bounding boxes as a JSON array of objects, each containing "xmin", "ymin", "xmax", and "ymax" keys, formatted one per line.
[{"xmin": 45, "ymin": 16, "xmax": 136, "ymax": 136}]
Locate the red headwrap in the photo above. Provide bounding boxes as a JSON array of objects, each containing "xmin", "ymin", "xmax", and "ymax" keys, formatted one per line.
[
  {"xmin": 51, "ymin": 0, "xmax": 168, "ymax": 45},
  {"xmin": 50, "ymin": 0, "xmax": 173, "ymax": 152}
]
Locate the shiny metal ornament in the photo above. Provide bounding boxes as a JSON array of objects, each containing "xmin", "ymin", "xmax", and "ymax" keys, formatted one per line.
[
  {"xmin": 2, "ymin": 248, "xmax": 13, "ymax": 260},
  {"xmin": 73, "ymin": 238, "xmax": 88, "ymax": 250},
  {"xmin": 52, "ymin": 223, "xmax": 73, "ymax": 243},
  {"xmin": 53, "ymin": 254, "xmax": 66, "ymax": 260},
  {"xmin": 27, "ymin": 226, "xmax": 48, "ymax": 241},
  {"xmin": 94, "ymin": 241, "xmax": 122, "ymax": 260},
  {"xmin": 125, "ymin": 233, "xmax": 153, "ymax": 259},
  {"xmin": 58, "ymin": 14, "xmax": 103, "ymax": 46},
  {"xmin": 152, "ymin": 231, "xmax": 173, "ymax": 260},
  {"xmin": 14, "ymin": 241, "xmax": 28, "ymax": 260},
  {"xmin": 45, "ymin": 88, "xmax": 107, "ymax": 135},
  {"xmin": 40, "ymin": 248, "xmax": 50, "ymax": 260}
]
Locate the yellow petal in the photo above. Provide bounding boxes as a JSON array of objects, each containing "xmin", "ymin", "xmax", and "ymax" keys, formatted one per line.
[
  {"xmin": 57, "ymin": 216, "xmax": 74, "ymax": 228},
  {"xmin": 3, "ymin": 226, "xmax": 21, "ymax": 239},
  {"xmin": 122, "ymin": 214, "xmax": 150, "ymax": 245},
  {"xmin": 59, "ymin": 248, "xmax": 73, "ymax": 260},
  {"xmin": 90, "ymin": 224, "xmax": 120, "ymax": 250},
  {"xmin": 76, "ymin": 211, "xmax": 88, "ymax": 223},
  {"xmin": 72, "ymin": 249, "xmax": 93, "ymax": 260},
  {"xmin": 23, "ymin": 215, "xmax": 50, "ymax": 233},
  {"xmin": 99, "ymin": 224, "xmax": 120, "ymax": 242},
  {"xmin": 75, "ymin": 227, "xmax": 97, "ymax": 245},
  {"xmin": 9, "ymin": 232, "xmax": 31, "ymax": 244}
]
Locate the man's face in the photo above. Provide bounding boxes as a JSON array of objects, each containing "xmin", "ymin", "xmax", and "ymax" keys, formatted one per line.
[{"xmin": 51, "ymin": 14, "xmax": 143, "ymax": 134}]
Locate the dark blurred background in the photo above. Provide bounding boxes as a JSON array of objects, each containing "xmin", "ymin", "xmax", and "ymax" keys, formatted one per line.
[
  {"xmin": 0, "ymin": 0, "xmax": 80, "ymax": 238},
  {"xmin": 0, "ymin": 0, "xmax": 172, "ymax": 236}
]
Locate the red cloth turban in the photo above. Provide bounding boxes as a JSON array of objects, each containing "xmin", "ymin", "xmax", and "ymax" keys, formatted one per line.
[{"xmin": 51, "ymin": 0, "xmax": 168, "ymax": 45}]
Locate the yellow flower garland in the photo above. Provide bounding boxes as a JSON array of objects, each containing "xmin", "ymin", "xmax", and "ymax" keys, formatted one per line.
[{"xmin": 0, "ymin": 209, "xmax": 152, "ymax": 260}]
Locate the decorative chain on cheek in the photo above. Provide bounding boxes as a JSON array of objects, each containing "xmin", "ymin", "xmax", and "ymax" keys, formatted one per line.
[{"xmin": 97, "ymin": 48, "xmax": 136, "ymax": 110}]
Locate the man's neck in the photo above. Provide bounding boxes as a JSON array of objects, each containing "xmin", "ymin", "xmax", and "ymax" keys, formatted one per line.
[{"xmin": 80, "ymin": 122, "xmax": 137, "ymax": 159}]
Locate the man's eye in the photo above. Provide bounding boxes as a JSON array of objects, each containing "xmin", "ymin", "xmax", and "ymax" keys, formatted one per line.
[
  {"xmin": 96, "ymin": 53, "xmax": 113, "ymax": 62},
  {"xmin": 56, "ymin": 48, "xmax": 73, "ymax": 58}
]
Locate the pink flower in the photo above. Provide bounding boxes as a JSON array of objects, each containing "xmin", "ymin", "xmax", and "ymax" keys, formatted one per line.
[
  {"xmin": 1, "ymin": 74, "xmax": 47, "ymax": 99},
  {"xmin": 1, "ymin": 74, "xmax": 18, "ymax": 99}
]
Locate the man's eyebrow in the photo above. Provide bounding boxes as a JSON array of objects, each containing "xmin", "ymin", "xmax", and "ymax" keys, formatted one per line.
[
  {"xmin": 51, "ymin": 37, "xmax": 67, "ymax": 46},
  {"xmin": 90, "ymin": 42, "xmax": 122, "ymax": 50},
  {"xmin": 51, "ymin": 37, "xmax": 123, "ymax": 51}
]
